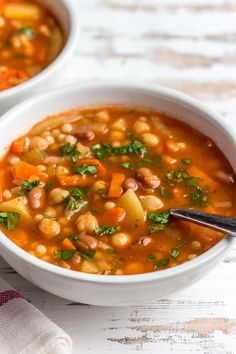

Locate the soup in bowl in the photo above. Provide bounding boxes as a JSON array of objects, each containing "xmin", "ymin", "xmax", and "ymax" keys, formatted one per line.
[
  {"xmin": 0, "ymin": 0, "xmax": 78, "ymax": 114},
  {"xmin": 0, "ymin": 82, "xmax": 235, "ymax": 305}
]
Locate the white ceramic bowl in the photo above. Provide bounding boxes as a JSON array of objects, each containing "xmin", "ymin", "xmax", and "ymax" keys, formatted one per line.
[
  {"xmin": 0, "ymin": 0, "xmax": 78, "ymax": 115},
  {"xmin": 0, "ymin": 82, "xmax": 235, "ymax": 306}
]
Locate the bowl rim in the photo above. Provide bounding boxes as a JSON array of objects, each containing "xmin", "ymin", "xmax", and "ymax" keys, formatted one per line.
[
  {"xmin": 0, "ymin": 0, "xmax": 78, "ymax": 99},
  {"xmin": 0, "ymin": 81, "xmax": 235, "ymax": 284}
]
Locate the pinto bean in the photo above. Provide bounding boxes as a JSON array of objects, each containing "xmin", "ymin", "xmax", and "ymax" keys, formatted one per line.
[
  {"xmin": 74, "ymin": 127, "xmax": 95, "ymax": 141},
  {"xmin": 76, "ymin": 234, "xmax": 98, "ymax": 251},
  {"xmin": 29, "ymin": 186, "xmax": 45, "ymax": 210},
  {"xmin": 123, "ymin": 178, "xmax": 138, "ymax": 191},
  {"xmin": 136, "ymin": 168, "xmax": 160, "ymax": 189},
  {"xmin": 138, "ymin": 236, "xmax": 152, "ymax": 247}
]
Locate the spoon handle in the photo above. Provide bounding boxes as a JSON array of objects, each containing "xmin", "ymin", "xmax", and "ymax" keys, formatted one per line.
[{"xmin": 170, "ymin": 208, "xmax": 236, "ymax": 237}]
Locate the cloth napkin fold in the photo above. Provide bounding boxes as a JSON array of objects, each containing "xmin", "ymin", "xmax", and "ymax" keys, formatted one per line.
[{"xmin": 0, "ymin": 277, "xmax": 72, "ymax": 354}]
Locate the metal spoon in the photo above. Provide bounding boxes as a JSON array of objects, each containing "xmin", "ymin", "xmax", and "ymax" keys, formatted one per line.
[{"xmin": 170, "ymin": 208, "xmax": 236, "ymax": 237}]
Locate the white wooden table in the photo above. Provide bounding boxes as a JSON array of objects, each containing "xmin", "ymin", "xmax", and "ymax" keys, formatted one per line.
[{"xmin": 1, "ymin": 0, "xmax": 236, "ymax": 352}]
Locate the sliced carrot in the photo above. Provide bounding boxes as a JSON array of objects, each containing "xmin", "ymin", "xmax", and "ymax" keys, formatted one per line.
[
  {"xmin": 108, "ymin": 173, "xmax": 125, "ymax": 198},
  {"xmin": 188, "ymin": 166, "xmax": 219, "ymax": 189},
  {"xmin": 14, "ymin": 161, "xmax": 48, "ymax": 182},
  {"xmin": 11, "ymin": 136, "xmax": 25, "ymax": 155},
  {"xmin": 103, "ymin": 207, "xmax": 126, "ymax": 224},
  {"xmin": 76, "ymin": 159, "xmax": 106, "ymax": 177},
  {"xmin": 61, "ymin": 238, "xmax": 76, "ymax": 251},
  {"xmin": 57, "ymin": 174, "xmax": 94, "ymax": 187}
]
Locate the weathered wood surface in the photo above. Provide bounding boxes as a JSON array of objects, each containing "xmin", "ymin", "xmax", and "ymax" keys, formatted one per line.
[{"xmin": 1, "ymin": 0, "xmax": 236, "ymax": 353}]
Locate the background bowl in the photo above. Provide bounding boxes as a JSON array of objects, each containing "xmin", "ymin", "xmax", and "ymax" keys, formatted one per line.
[
  {"xmin": 0, "ymin": 0, "xmax": 78, "ymax": 115},
  {"xmin": 0, "ymin": 82, "xmax": 235, "ymax": 306}
]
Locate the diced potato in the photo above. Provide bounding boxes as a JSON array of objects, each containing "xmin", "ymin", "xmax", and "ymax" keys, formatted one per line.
[
  {"xmin": 118, "ymin": 188, "xmax": 145, "ymax": 226},
  {"xmin": 4, "ymin": 4, "xmax": 41, "ymax": 20},
  {"xmin": 80, "ymin": 260, "xmax": 99, "ymax": 274},
  {"xmin": 0, "ymin": 197, "xmax": 33, "ymax": 224}
]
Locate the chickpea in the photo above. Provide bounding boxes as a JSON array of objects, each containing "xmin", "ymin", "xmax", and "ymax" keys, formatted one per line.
[
  {"xmin": 39, "ymin": 218, "xmax": 60, "ymax": 238},
  {"xmin": 140, "ymin": 195, "xmax": 164, "ymax": 211},
  {"xmin": 65, "ymin": 135, "xmax": 77, "ymax": 145},
  {"xmin": 34, "ymin": 214, "xmax": 43, "ymax": 222},
  {"xmin": 76, "ymin": 142, "xmax": 90, "ymax": 158},
  {"xmin": 9, "ymin": 156, "xmax": 20, "ymax": 166},
  {"xmin": 141, "ymin": 133, "xmax": 159, "ymax": 147},
  {"xmin": 138, "ymin": 236, "xmax": 151, "ymax": 247},
  {"xmin": 45, "ymin": 135, "xmax": 55, "ymax": 145},
  {"xmin": 95, "ymin": 110, "xmax": 110, "ymax": 123},
  {"xmin": 191, "ymin": 240, "xmax": 202, "ymax": 250},
  {"xmin": 30, "ymin": 136, "xmax": 48, "ymax": 150},
  {"xmin": 49, "ymin": 188, "xmax": 69, "ymax": 205},
  {"xmin": 93, "ymin": 180, "xmax": 107, "ymax": 192},
  {"xmin": 109, "ymin": 130, "xmax": 125, "ymax": 141},
  {"xmin": 111, "ymin": 232, "xmax": 132, "ymax": 249},
  {"xmin": 112, "ymin": 118, "xmax": 127, "ymax": 131},
  {"xmin": 61, "ymin": 123, "xmax": 73, "ymax": 133},
  {"xmin": 44, "ymin": 206, "xmax": 57, "ymax": 217},
  {"xmin": 35, "ymin": 244, "xmax": 47, "ymax": 256},
  {"xmin": 104, "ymin": 201, "xmax": 116, "ymax": 210},
  {"xmin": 3, "ymin": 189, "xmax": 12, "ymax": 200},
  {"xmin": 76, "ymin": 212, "xmax": 98, "ymax": 234},
  {"xmin": 57, "ymin": 133, "xmax": 65, "ymax": 142},
  {"xmin": 56, "ymin": 166, "xmax": 69, "ymax": 176},
  {"xmin": 132, "ymin": 120, "xmax": 150, "ymax": 135}
]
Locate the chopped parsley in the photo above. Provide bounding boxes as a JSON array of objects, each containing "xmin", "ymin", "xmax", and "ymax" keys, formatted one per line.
[
  {"xmin": 0, "ymin": 212, "xmax": 20, "ymax": 231},
  {"xmin": 72, "ymin": 150, "xmax": 81, "ymax": 163},
  {"xmin": 60, "ymin": 143, "xmax": 75, "ymax": 156},
  {"xmin": 97, "ymin": 188, "xmax": 107, "ymax": 199},
  {"xmin": 45, "ymin": 180, "xmax": 53, "ymax": 193},
  {"xmin": 171, "ymin": 248, "xmax": 180, "ymax": 258},
  {"xmin": 147, "ymin": 255, "xmax": 156, "ymax": 262},
  {"xmin": 181, "ymin": 158, "xmax": 192, "ymax": 165},
  {"xmin": 20, "ymin": 26, "xmax": 33, "ymax": 38},
  {"xmin": 68, "ymin": 234, "xmax": 79, "ymax": 241},
  {"xmin": 147, "ymin": 211, "xmax": 170, "ymax": 225},
  {"xmin": 67, "ymin": 199, "xmax": 85, "ymax": 212},
  {"xmin": 18, "ymin": 179, "xmax": 40, "ymax": 196},
  {"xmin": 147, "ymin": 211, "xmax": 170, "ymax": 234},
  {"xmin": 120, "ymin": 161, "xmax": 133, "ymax": 170},
  {"xmin": 138, "ymin": 158, "xmax": 153, "ymax": 166},
  {"xmin": 93, "ymin": 140, "xmax": 147, "ymax": 159},
  {"xmin": 107, "ymin": 248, "xmax": 116, "ymax": 255},
  {"xmin": 69, "ymin": 187, "xmax": 87, "ymax": 200},
  {"xmin": 153, "ymin": 258, "xmax": 169, "ymax": 270},
  {"xmin": 43, "ymin": 214, "xmax": 57, "ymax": 221},
  {"xmin": 74, "ymin": 164, "xmax": 97, "ymax": 176},
  {"xmin": 95, "ymin": 225, "xmax": 120, "ymax": 236},
  {"xmin": 54, "ymin": 249, "xmax": 96, "ymax": 261},
  {"xmin": 159, "ymin": 186, "xmax": 173, "ymax": 199}
]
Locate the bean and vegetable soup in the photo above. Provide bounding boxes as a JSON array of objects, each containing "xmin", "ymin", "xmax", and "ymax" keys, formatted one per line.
[
  {"xmin": 0, "ymin": 0, "xmax": 64, "ymax": 91},
  {"xmin": 0, "ymin": 106, "xmax": 235, "ymax": 275}
]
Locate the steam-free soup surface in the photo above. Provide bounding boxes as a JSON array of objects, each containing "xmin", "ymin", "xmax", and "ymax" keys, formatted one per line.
[
  {"xmin": 0, "ymin": 0, "xmax": 64, "ymax": 91},
  {"xmin": 0, "ymin": 106, "xmax": 235, "ymax": 275}
]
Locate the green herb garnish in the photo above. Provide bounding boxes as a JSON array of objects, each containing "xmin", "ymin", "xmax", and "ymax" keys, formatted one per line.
[
  {"xmin": 107, "ymin": 248, "xmax": 116, "ymax": 255},
  {"xmin": 43, "ymin": 214, "xmax": 57, "ymax": 221},
  {"xmin": 68, "ymin": 234, "xmax": 79, "ymax": 241},
  {"xmin": 68, "ymin": 200, "xmax": 85, "ymax": 212},
  {"xmin": 20, "ymin": 26, "xmax": 33, "ymax": 38},
  {"xmin": 54, "ymin": 250, "xmax": 74, "ymax": 260},
  {"xmin": 22, "ymin": 179, "xmax": 40, "ymax": 192},
  {"xmin": 147, "ymin": 255, "xmax": 156, "ymax": 262},
  {"xmin": 148, "ymin": 224, "xmax": 165, "ymax": 233},
  {"xmin": 70, "ymin": 187, "xmax": 87, "ymax": 200},
  {"xmin": 120, "ymin": 161, "xmax": 133, "ymax": 170},
  {"xmin": 95, "ymin": 225, "xmax": 120, "ymax": 236},
  {"xmin": 159, "ymin": 186, "xmax": 173, "ymax": 199},
  {"xmin": 147, "ymin": 211, "xmax": 170, "ymax": 225},
  {"xmin": 60, "ymin": 143, "xmax": 75, "ymax": 156},
  {"xmin": 74, "ymin": 164, "xmax": 97, "ymax": 176},
  {"xmin": 72, "ymin": 150, "xmax": 81, "ymax": 163},
  {"xmin": 171, "ymin": 248, "xmax": 180, "ymax": 258},
  {"xmin": 93, "ymin": 140, "xmax": 147, "ymax": 159},
  {"xmin": 97, "ymin": 188, "xmax": 107, "ymax": 199},
  {"xmin": 153, "ymin": 258, "xmax": 169, "ymax": 270},
  {"xmin": 181, "ymin": 158, "xmax": 192, "ymax": 165},
  {"xmin": 0, "ymin": 212, "xmax": 20, "ymax": 231},
  {"xmin": 45, "ymin": 180, "xmax": 52, "ymax": 193}
]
